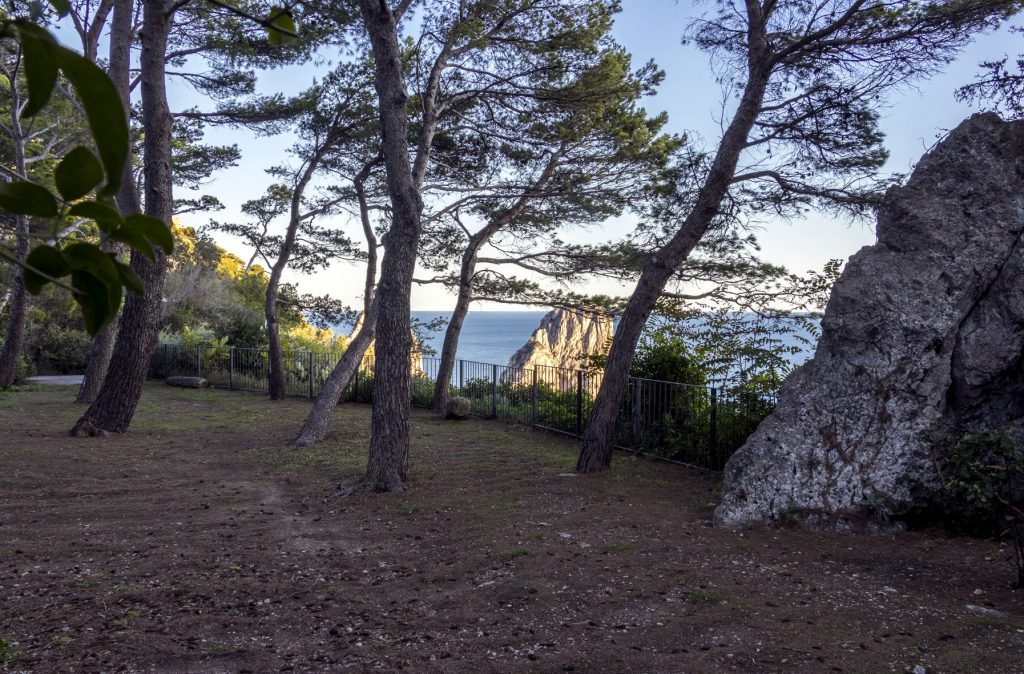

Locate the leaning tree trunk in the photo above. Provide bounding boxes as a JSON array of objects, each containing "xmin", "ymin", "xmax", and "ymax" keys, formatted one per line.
[
  {"xmin": 265, "ymin": 281, "xmax": 287, "ymax": 399},
  {"xmin": 431, "ymin": 150, "xmax": 560, "ymax": 412},
  {"xmin": 75, "ymin": 291, "xmax": 118, "ymax": 403},
  {"xmin": 77, "ymin": 0, "xmax": 141, "ymax": 404},
  {"xmin": 294, "ymin": 161, "xmax": 379, "ymax": 447},
  {"xmin": 266, "ymin": 146, "xmax": 326, "ymax": 399},
  {"xmin": 355, "ymin": 0, "xmax": 433, "ymax": 492},
  {"xmin": 294, "ymin": 297, "xmax": 378, "ymax": 446},
  {"xmin": 576, "ymin": 64, "xmax": 772, "ymax": 472},
  {"xmin": 428, "ymin": 225, "xmax": 542, "ymax": 413},
  {"xmin": 431, "ymin": 253, "xmax": 476, "ymax": 412},
  {"xmin": 71, "ymin": 0, "xmax": 174, "ymax": 436}
]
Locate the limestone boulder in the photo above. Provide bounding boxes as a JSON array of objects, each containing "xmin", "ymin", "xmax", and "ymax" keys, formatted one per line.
[
  {"xmin": 445, "ymin": 396, "xmax": 472, "ymax": 420},
  {"xmin": 507, "ymin": 308, "xmax": 613, "ymax": 372},
  {"xmin": 716, "ymin": 113, "xmax": 1024, "ymax": 527}
]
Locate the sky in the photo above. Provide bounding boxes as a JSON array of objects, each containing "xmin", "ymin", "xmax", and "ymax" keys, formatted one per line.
[{"xmin": 159, "ymin": 1, "xmax": 1021, "ymax": 312}]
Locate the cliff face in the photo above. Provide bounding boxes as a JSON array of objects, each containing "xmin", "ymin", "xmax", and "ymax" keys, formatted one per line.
[
  {"xmin": 715, "ymin": 113, "xmax": 1024, "ymax": 527},
  {"xmin": 507, "ymin": 308, "xmax": 613, "ymax": 372}
]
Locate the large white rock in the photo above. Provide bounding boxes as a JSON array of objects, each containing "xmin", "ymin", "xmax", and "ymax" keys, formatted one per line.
[{"xmin": 507, "ymin": 308, "xmax": 613, "ymax": 372}]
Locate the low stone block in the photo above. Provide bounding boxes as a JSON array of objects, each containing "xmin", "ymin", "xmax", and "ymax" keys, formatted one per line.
[{"xmin": 166, "ymin": 376, "xmax": 209, "ymax": 389}]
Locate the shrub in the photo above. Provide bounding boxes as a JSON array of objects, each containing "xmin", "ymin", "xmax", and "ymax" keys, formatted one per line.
[
  {"xmin": 14, "ymin": 355, "xmax": 36, "ymax": 383},
  {"xmin": 27, "ymin": 325, "xmax": 91, "ymax": 374},
  {"xmin": 410, "ymin": 374, "xmax": 434, "ymax": 406},
  {"xmin": 349, "ymin": 370, "xmax": 373, "ymax": 403},
  {"xmin": 459, "ymin": 376, "xmax": 493, "ymax": 399},
  {"xmin": 921, "ymin": 428, "xmax": 1023, "ymax": 588}
]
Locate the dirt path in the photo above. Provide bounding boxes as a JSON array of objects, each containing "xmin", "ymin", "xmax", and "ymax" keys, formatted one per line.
[
  {"xmin": 0, "ymin": 384, "xmax": 1022, "ymax": 673},
  {"xmin": 25, "ymin": 376, "xmax": 83, "ymax": 386}
]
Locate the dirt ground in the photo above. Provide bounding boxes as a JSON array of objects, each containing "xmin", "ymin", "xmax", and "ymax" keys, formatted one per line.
[{"xmin": 0, "ymin": 384, "xmax": 1022, "ymax": 673}]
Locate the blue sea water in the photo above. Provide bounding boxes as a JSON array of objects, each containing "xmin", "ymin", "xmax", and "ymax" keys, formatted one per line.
[
  {"xmin": 333, "ymin": 310, "xmax": 818, "ymax": 370},
  {"xmin": 412, "ymin": 311, "xmax": 547, "ymax": 365}
]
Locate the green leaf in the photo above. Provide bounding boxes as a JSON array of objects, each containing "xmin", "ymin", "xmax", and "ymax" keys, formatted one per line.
[
  {"xmin": 71, "ymin": 269, "xmax": 120, "ymax": 334},
  {"xmin": 125, "ymin": 214, "xmax": 174, "ymax": 254},
  {"xmin": 266, "ymin": 6, "xmax": 297, "ymax": 46},
  {"xmin": 23, "ymin": 245, "xmax": 70, "ymax": 294},
  {"xmin": 55, "ymin": 146, "xmax": 105, "ymax": 201},
  {"xmin": 68, "ymin": 200, "xmax": 124, "ymax": 233},
  {"xmin": 16, "ymin": 24, "xmax": 59, "ymax": 119},
  {"xmin": 47, "ymin": 0, "xmax": 71, "ymax": 16},
  {"xmin": 109, "ymin": 227, "xmax": 155, "ymax": 261},
  {"xmin": 53, "ymin": 46, "xmax": 127, "ymax": 197},
  {"xmin": 115, "ymin": 260, "xmax": 144, "ymax": 295},
  {"xmin": 0, "ymin": 181, "xmax": 59, "ymax": 217},
  {"xmin": 62, "ymin": 241, "xmax": 121, "ymax": 286}
]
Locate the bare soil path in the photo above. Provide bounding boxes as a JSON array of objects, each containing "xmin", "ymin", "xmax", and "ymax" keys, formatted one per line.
[
  {"xmin": 24, "ymin": 376, "xmax": 83, "ymax": 386},
  {"xmin": 0, "ymin": 384, "xmax": 1021, "ymax": 673}
]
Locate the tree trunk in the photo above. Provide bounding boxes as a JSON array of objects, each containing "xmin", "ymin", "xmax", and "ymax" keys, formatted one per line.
[
  {"xmin": 294, "ymin": 297, "xmax": 378, "ymax": 446},
  {"xmin": 357, "ymin": 162, "xmax": 378, "ymax": 318},
  {"xmin": 576, "ymin": 57, "xmax": 772, "ymax": 472},
  {"xmin": 355, "ymin": 0, "xmax": 430, "ymax": 492},
  {"xmin": 0, "ymin": 47, "xmax": 31, "ymax": 390},
  {"xmin": 267, "ymin": 142, "xmax": 327, "ymax": 399},
  {"xmin": 265, "ymin": 283, "xmax": 286, "ymax": 399},
  {"xmin": 431, "ymin": 252, "xmax": 475, "ymax": 411},
  {"xmin": 73, "ymin": 0, "xmax": 115, "ymax": 63},
  {"xmin": 71, "ymin": 0, "xmax": 173, "ymax": 436},
  {"xmin": 430, "ymin": 149, "xmax": 561, "ymax": 411},
  {"xmin": 0, "ymin": 216, "xmax": 29, "ymax": 389},
  {"xmin": 75, "ymin": 307, "xmax": 117, "ymax": 403},
  {"xmin": 77, "ymin": 0, "xmax": 140, "ymax": 404},
  {"xmin": 293, "ymin": 159, "xmax": 379, "ymax": 446}
]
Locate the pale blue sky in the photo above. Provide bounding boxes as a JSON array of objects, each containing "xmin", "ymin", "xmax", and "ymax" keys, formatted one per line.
[{"xmin": 158, "ymin": 1, "xmax": 1021, "ymax": 311}]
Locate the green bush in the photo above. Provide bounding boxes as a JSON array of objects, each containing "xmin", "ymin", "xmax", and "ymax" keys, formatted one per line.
[
  {"xmin": 917, "ymin": 428, "xmax": 1023, "ymax": 588},
  {"xmin": 631, "ymin": 332, "xmax": 706, "ymax": 386},
  {"xmin": 410, "ymin": 374, "xmax": 434, "ymax": 406},
  {"xmin": 349, "ymin": 370, "xmax": 373, "ymax": 403},
  {"xmin": 27, "ymin": 324, "xmax": 91, "ymax": 374},
  {"xmin": 14, "ymin": 355, "xmax": 36, "ymax": 383},
  {"xmin": 536, "ymin": 384, "xmax": 590, "ymax": 432},
  {"xmin": 460, "ymin": 376, "xmax": 493, "ymax": 399}
]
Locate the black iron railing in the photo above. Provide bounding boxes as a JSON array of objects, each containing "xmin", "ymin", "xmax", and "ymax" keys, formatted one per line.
[{"xmin": 149, "ymin": 343, "xmax": 776, "ymax": 470}]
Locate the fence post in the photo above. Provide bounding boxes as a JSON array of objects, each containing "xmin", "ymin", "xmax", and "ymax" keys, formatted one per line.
[
  {"xmin": 632, "ymin": 380, "xmax": 642, "ymax": 452},
  {"xmin": 531, "ymin": 368, "xmax": 538, "ymax": 428},
  {"xmin": 162, "ymin": 343, "xmax": 168, "ymax": 378},
  {"xmin": 575, "ymin": 370, "xmax": 584, "ymax": 437},
  {"xmin": 709, "ymin": 387, "xmax": 719, "ymax": 468},
  {"xmin": 458, "ymin": 360, "xmax": 464, "ymax": 397},
  {"xmin": 308, "ymin": 351, "xmax": 314, "ymax": 398},
  {"xmin": 229, "ymin": 347, "xmax": 234, "ymax": 389},
  {"xmin": 353, "ymin": 368, "xmax": 360, "ymax": 402},
  {"xmin": 491, "ymin": 364, "xmax": 498, "ymax": 419},
  {"xmin": 196, "ymin": 345, "xmax": 202, "ymax": 378}
]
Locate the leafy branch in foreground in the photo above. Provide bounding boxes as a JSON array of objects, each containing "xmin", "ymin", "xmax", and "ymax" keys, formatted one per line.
[
  {"xmin": 0, "ymin": 0, "xmax": 298, "ymax": 335},
  {"xmin": 0, "ymin": 13, "xmax": 172, "ymax": 333}
]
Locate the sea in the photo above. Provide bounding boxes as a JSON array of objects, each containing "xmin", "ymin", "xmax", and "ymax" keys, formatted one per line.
[
  {"xmin": 411, "ymin": 311, "xmax": 547, "ymax": 365},
  {"xmin": 326, "ymin": 310, "xmax": 818, "ymax": 369}
]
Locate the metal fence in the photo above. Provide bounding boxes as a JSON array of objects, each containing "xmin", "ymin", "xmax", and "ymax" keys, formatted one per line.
[{"xmin": 149, "ymin": 343, "xmax": 776, "ymax": 471}]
